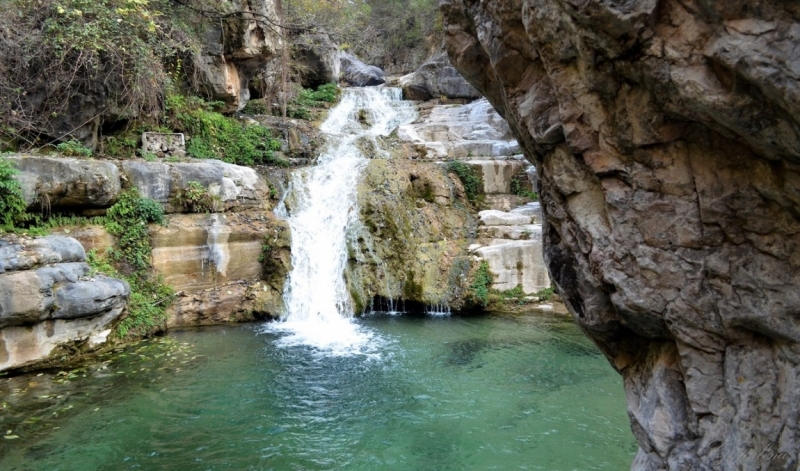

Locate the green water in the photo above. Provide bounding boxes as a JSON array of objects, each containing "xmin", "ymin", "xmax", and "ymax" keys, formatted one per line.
[{"xmin": 0, "ymin": 313, "xmax": 636, "ymax": 470}]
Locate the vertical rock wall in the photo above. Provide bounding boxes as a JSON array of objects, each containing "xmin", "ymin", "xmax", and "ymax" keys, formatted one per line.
[{"xmin": 441, "ymin": 1, "xmax": 800, "ymax": 469}]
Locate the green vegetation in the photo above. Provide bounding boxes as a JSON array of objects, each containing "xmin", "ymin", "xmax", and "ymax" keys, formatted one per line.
[
  {"xmin": 470, "ymin": 261, "xmax": 492, "ymax": 307},
  {"xmin": 0, "ymin": 0, "xmax": 196, "ymax": 146},
  {"xmin": 446, "ymin": 161, "xmax": 484, "ymax": 205},
  {"xmin": 0, "ymin": 158, "xmax": 30, "ymax": 230},
  {"xmin": 488, "ymin": 285, "xmax": 556, "ymax": 307},
  {"xmin": 100, "ymin": 188, "xmax": 174, "ymax": 337},
  {"xmin": 173, "ymin": 181, "xmax": 218, "ymax": 213},
  {"xmin": 165, "ymin": 94, "xmax": 285, "ymax": 166},
  {"xmin": 286, "ymin": 0, "xmax": 442, "ymax": 64},
  {"xmin": 55, "ymin": 139, "xmax": 92, "ymax": 157},
  {"xmin": 535, "ymin": 287, "xmax": 555, "ymax": 301},
  {"xmin": 510, "ymin": 176, "xmax": 538, "ymax": 201}
]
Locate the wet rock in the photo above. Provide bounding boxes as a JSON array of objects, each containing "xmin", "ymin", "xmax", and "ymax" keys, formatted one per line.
[
  {"xmin": 397, "ymin": 98, "xmax": 520, "ymax": 159},
  {"xmin": 148, "ymin": 212, "xmax": 290, "ymax": 326},
  {"xmin": 6, "ymin": 155, "xmax": 121, "ymax": 210},
  {"xmin": 442, "ymin": 0, "xmax": 800, "ymax": 468},
  {"xmin": 350, "ymin": 159, "xmax": 476, "ymax": 310},
  {"xmin": 340, "ymin": 52, "xmax": 386, "ymax": 87},
  {"xmin": 478, "ymin": 210, "xmax": 531, "ymax": 226}
]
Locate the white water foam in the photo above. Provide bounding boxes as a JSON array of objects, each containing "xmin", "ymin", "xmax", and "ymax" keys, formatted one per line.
[{"xmin": 264, "ymin": 87, "xmax": 416, "ymax": 356}]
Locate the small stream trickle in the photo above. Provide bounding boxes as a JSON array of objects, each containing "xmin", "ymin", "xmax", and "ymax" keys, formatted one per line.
[{"xmin": 266, "ymin": 87, "xmax": 416, "ymax": 354}]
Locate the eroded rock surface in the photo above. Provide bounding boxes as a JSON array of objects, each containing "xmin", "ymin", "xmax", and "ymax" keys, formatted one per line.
[
  {"xmin": 441, "ymin": 1, "xmax": 800, "ymax": 469},
  {"xmin": 7, "ymin": 155, "xmax": 121, "ymax": 211},
  {"xmin": 149, "ymin": 213, "xmax": 290, "ymax": 326},
  {"xmin": 0, "ymin": 236, "xmax": 129, "ymax": 372},
  {"xmin": 121, "ymin": 160, "xmax": 270, "ymax": 213},
  {"xmin": 349, "ymin": 159, "xmax": 477, "ymax": 311},
  {"xmin": 194, "ymin": 0, "xmax": 283, "ymax": 112}
]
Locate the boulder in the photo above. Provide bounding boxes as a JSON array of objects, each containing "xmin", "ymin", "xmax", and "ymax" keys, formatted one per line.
[
  {"xmin": 293, "ymin": 32, "xmax": 340, "ymax": 88},
  {"xmin": 399, "ymin": 52, "xmax": 480, "ymax": 100},
  {"xmin": 340, "ymin": 52, "xmax": 386, "ymax": 87},
  {"xmin": 6, "ymin": 155, "xmax": 121, "ymax": 210},
  {"xmin": 0, "ymin": 235, "xmax": 129, "ymax": 371},
  {"xmin": 0, "ymin": 235, "xmax": 85, "ymax": 273},
  {"xmin": 442, "ymin": 0, "xmax": 800, "ymax": 468}
]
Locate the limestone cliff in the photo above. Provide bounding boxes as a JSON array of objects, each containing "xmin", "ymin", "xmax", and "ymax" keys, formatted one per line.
[{"xmin": 441, "ymin": 1, "xmax": 800, "ymax": 469}]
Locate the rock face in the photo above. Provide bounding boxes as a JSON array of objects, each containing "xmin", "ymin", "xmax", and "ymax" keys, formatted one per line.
[
  {"xmin": 150, "ymin": 213, "xmax": 290, "ymax": 327},
  {"xmin": 293, "ymin": 32, "xmax": 341, "ymax": 88},
  {"xmin": 194, "ymin": 0, "xmax": 283, "ymax": 112},
  {"xmin": 349, "ymin": 159, "xmax": 476, "ymax": 311},
  {"xmin": 0, "ymin": 236, "xmax": 129, "ymax": 372},
  {"xmin": 441, "ymin": 1, "xmax": 800, "ymax": 469},
  {"xmin": 7, "ymin": 155, "xmax": 121, "ymax": 211},
  {"xmin": 340, "ymin": 52, "xmax": 386, "ymax": 87},
  {"xmin": 120, "ymin": 160, "xmax": 270, "ymax": 213}
]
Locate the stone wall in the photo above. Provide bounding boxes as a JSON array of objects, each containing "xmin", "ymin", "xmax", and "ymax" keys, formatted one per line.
[{"xmin": 441, "ymin": 1, "xmax": 800, "ymax": 469}]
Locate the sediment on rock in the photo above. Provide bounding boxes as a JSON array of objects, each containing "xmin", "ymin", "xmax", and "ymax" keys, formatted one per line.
[{"xmin": 441, "ymin": 1, "xmax": 800, "ymax": 469}]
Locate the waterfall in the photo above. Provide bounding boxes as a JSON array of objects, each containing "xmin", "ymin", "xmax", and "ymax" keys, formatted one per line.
[{"xmin": 266, "ymin": 87, "xmax": 416, "ymax": 354}]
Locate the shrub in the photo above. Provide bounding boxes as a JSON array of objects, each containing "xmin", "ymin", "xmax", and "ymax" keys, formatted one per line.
[
  {"xmin": 101, "ymin": 188, "xmax": 173, "ymax": 337},
  {"xmin": 0, "ymin": 0, "xmax": 197, "ymax": 146},
  {"xmin": 173, "ymin": 181, "xmax": 218, "ymax": 213},
  {"xmin": 168, "ymin": 94, "xmax": 285, "ymax": 166},
  {"xmin": 55, "ymin": 139, "xmax": 92, "ymax": 157},
  {"xmin": 470, "ymin": 261, "xmax": 493, "ymax": 307},
  {"xmin": 510, "ymin": 176, "xmax": 538, "ymax": 201},
  {"xmin": 446, "ymin": 161, "xmax": 483, "ymax": 204},
  {"xmin": 0, "ymin": 158, "xmax": 29, "ymax": 229}
]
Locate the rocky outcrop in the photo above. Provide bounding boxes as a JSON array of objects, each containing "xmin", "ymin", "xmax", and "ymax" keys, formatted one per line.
[
  {"xmin": 293, "ymin": 32, "xmax": 340, "ymax": 88},
  {"xmin": 472, "ymin": 210, "xmax": 550, "ymax": 294},
  {"xmin": 7, "ymin": 155, "xmax": 121, "ymax": 212},
  {"xmin": 340, "ymin": 52, "xmax": 386, "ymax": 87},
  {"xmin": 442, "ymin": 1, "xmax": 800, "ymax": 469},
  {"xmin": 149, "ymin": 213, "xmax": 290, "ymax": 326},
  {"xmin": 0, "ymin": 236, "xmax": 129, "ymax": 372},
  {"xmin": 7, "ymin": 155, "xmax": 273, "ymax": 215},
  {"xmin": 121, "ymin": 160, "xmax": 270, "ymax": 213},
  {"xmin": 66, "ymin": 212, "xmax": 290, "ymax": 328},
  {"xmin": 397, "ymin": 98, "xmax": 520, "ymax": 159},
  {"xmin": 396, "ymin": 52, "xmax": 481, "ymax": 101},
  {"xmin": 194, "ymin": 0, "xmax": 283, "ymax": 112},
  {"xmin": 349, "ymin": 159, "xmax": 476, "ymax": 311}
]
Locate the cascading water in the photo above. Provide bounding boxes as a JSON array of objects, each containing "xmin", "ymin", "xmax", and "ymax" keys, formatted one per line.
[{"xmin": 266, "ymin": 87, "xmax": 416, "ymax": 354}]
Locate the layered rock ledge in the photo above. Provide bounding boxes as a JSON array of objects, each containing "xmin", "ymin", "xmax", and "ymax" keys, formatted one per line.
[
  {"xmin": 0, "ymin": 236, "xmax": 129, "ymax": 371},
  {"xmin": 441, "ymin": 1, "xmax": 800, "ymax": 469}
]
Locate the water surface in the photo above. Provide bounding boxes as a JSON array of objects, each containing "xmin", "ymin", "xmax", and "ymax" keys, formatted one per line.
[{"xmin": 0, "ymin": 313, "xmax": 636, "ymax": 470}]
